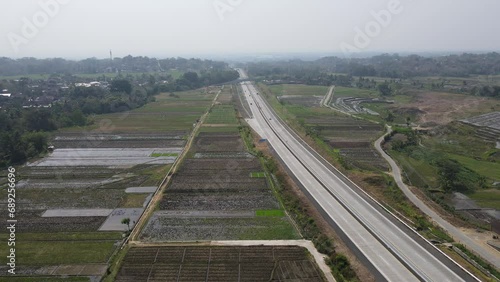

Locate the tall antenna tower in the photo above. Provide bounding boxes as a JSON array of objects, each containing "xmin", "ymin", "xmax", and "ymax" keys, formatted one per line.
[{"xmin": 110, "ymin": 50, "xmax": 113, "ymax": 61}]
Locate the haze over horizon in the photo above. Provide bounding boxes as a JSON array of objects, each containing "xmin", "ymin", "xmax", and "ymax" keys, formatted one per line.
[{"xmin": 1, "ymin": 0, "xmax": 499, "ymax": 60}]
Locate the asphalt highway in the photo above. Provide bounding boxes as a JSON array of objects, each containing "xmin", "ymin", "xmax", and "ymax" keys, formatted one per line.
[{"xmin": 238, "ymin": 70, "xmax": 478, "ymax": 282}]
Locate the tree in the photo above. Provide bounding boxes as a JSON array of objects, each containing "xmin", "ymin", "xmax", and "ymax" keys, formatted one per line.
[
  {"xmin": 121, "ymin": 217, "xmax": 131, "ymax": 231},
  {"xmin": 378, "ymin": 82, "xmax": 392, "ymax": 96},
  {"xmin": 22, "ymin": 109, "xmax": 57, "ymax": 132},
  {"xmin": 111, "ymin": 79, "xmax": 132, "ymax": 94},
  {"xmin": 385, "ymin": 112, "xmax": 395, "ymax": 122}
]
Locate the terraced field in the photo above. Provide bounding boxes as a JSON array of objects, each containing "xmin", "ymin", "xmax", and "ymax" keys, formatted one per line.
[
  {"xmin": 116, "ymin": 246, "xmax": 324, "ymax": 282},
  {"xmin": 265, "ymin": 84, "xmax": 388, "ymax": 171}
]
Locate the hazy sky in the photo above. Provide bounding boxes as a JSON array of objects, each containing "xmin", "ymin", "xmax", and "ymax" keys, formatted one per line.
[{"xmin": 1, "ymin": 0, "xmax": 499, "ymax": 59}]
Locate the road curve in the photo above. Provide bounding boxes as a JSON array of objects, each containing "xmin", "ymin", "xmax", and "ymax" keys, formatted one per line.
[
  {"xmin": 238, "ymin": 70, "xmax": 478, "ymax": 282},
  {"xmin": 374, "ymin": 126, "xmax": 500, "ymax": 270}
]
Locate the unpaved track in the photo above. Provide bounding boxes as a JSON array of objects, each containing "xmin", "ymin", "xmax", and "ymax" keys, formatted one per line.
[{"xmin": 374, "ymin": 126, "xmax": 500, "ymax": 270}]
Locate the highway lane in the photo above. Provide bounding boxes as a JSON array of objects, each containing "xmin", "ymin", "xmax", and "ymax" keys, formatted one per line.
[
  {"xmin": 237, "ymin": 71, "xmax": 478, "ymax": 281},
  {"xmin": 242, "ymin": 82, "xmax": 418, "ymax": 281}
]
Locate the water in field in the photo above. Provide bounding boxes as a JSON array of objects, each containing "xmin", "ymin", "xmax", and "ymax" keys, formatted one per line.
[{"xmin": 29, "ymin": 148, "xmax": 179, "ymax": 167}]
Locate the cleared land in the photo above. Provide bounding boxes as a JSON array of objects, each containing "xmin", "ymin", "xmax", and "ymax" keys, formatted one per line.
[{"xmin": 115, "ymin": 246, "xmax": 324, "ymax": 282}]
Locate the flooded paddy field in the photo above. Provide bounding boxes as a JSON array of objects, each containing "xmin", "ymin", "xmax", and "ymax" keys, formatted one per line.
[{"xmin": 29, "ymin": 148, "xmax": 178, "ymax": 167}]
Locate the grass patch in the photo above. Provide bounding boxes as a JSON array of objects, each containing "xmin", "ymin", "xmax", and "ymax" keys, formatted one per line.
[
  {"xmin": 0, "ymin": 240, "xmax": 117, "ymax": 265},
  {"xmin": 447, "ymin": 153, "xmax": 500, "ymax": 182},
  {"xmin": 150, "ymin": 153, "xmax": 178, "ymax": 157},
  {"xmin": 334, "ymin": 86, "xmax": 376, "ymax": 98},
  {"xmin": 255, "ymin": 209, "xmax": 285, "ymax": 217},
  {"xmin": 468, "ymin": 189, "xmax": 500, "ymax": 209},
  {"xmin": 389, "ymin": 149, "xmax": 440, "ymax": 188},
  {"xmin": 269, "ymin": 84, "xmax": 329, "ymax": 97},
  {"xmin": 250, "ymin": 172, "xmax": 266, "ymax": 178},
  {"xmin": 139, "ymin": 164, "xmax": 171, "ymax": 186},
  {"xmin": 199, "ymin": 125, "xmax": 240, "ymax": 133},
  {"xmin": 120, "ymin": 193, "xmax": 150, "ymax": 208},
  {"xmin": 236, "ymin": 217, "xmax": 299, "ymax": 240},
  {"xmin": 454, "ymin": 244, "xmax": 500, "ymax": 279},
  {"xmin": 74, "ymin": 88, "xmax": 215, "ymax": 133},
  {"xmin": 206, "ymin": 104, "xmax": 238, "ymax": 125},
  {"xmin": 0, "ymin": 232, "xmax": 121, "ymax": 241}
]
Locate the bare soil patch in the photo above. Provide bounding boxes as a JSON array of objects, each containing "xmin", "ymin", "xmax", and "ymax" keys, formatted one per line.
[{"xmin": 403, "ymin": 91, "xmax": 495, "ymax": 125}]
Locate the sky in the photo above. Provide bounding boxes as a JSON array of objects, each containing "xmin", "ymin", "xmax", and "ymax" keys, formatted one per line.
[{"xmin": 1, "ymin": 0, "xmax": 499, "ymax": 59}]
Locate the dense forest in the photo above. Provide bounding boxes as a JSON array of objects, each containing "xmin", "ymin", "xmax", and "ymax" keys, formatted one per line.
[{"xmin": 247, "ymin": 52, "xmax": 500, "ymax": 79}]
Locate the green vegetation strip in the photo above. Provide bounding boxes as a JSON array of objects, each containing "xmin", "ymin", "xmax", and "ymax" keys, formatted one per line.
[
  {"xmin": 0, "ymin": 241, "xmax": 116, "ymax": 265},
  {"xmin": 150, "ymin": 153, "xmax": 178, "ymax": 157},
  {"xmin": 255, "ymin": 209, "xmax": 285, "ymax": 217},
  {"xmin": 468, "ymin": 189, "xmax": 500, "ymax": 209},
  {"xmin": 250, "ymin": 172, "xmax": 266, "ymax": 178}
]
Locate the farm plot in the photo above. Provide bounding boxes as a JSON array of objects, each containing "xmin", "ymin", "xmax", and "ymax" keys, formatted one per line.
[
  {"xmin": 160, "ymin": 192, "xmax": 279, "ymax": 211},
  {"xmin": 278, "ymin": 95, "xmax": 323, "ymax": 107},
  {"xmin": 205, "ymin": 104, "xmax": 238, "ymax": 125},
  {"xmin": 192, "ymin": 133, "xmax": 245, "ymax": 152},
  {"xmin": 141, "ymin": 104, "xmax": 298, "ymax": 242},
  {"xmin": 140, "ymin": 216, "xmax": 298, "ymax": 241},
  {"xmin": 306, "ymin": 116, "xmax": 387, "ymax": 171},
  {"xmin": 167, "ymin": 176, "xmax": 268, "ymax": 192},
  {"xmin": 339, "ymin": 148, "xmax": 389, "ymax": 171},
  {"xmin": 0, "ymin": 232, "xmax": 121, "ymax": 277},
  {"xmin": 116, "ymin": 246, "xmax": 324, "ymax": 282},
  {"xmin": 11, "ymin": 210, "xmax": 107, "ymax": 233},
  {"xmin": 52, "ymin": 132, "xmax": 186, "ymax": 148},
  {"xmin": 216, "ymin": 84, "xmax": 234, "ymax": 104},
  {"xmin": 269, "ymin": 84, "xmax": 329, "ymax": 97},
  {"xmin": 181, "ymin": 158, "xmax": 262, "ymax": 171},
  {"xmin": 78, "ymin": 88, "xmax": 216, "ymax": 133},
  {"xmin": 0, "ymin": 89, "xmax": 215, "ymax": 278}
]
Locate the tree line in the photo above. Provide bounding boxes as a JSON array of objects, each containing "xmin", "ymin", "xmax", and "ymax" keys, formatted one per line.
[
  {"xmin": 247, "ymin": 52, "xmax": 500, "ymax": 79},
  {"xmin": 0, "ymin": 56, "xmax": 230, "ymax": 76}
]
